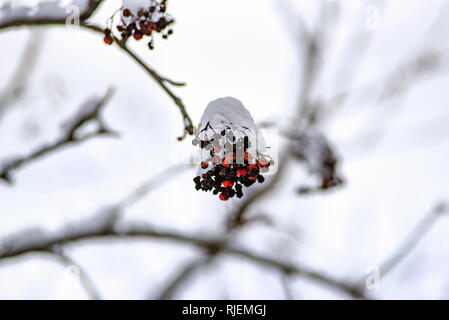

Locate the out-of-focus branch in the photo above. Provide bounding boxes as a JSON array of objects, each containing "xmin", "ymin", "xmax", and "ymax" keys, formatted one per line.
[
  {"xmin": 281, "ymin": 273, "xmax": 294, "ymax": 300},
  {"xmin": 0, "ymin": 87, "xmax": 117, "ymax": 184},
  {"xmin": 0, "ymin": 214, "xmax": 365, "ymax": 299},
  {"xmin": 43, "ymin": 250, "xmax": 102, "ymax": 300},
  {"xmin": 115, "ymin": 42, "xmax": 194, "ymax": 140},
  {"xmin": 0, "ymin": 2, "xmax": 195, "ymax": 139},
  {"xmin": 377, "ymin": 202, "xmax": 448, "ymax": 279},
  {"xmin": 0, "ymin": 30, "xmax": 45, "ymax": 121},
  {"xmin": 226, "ymin": 246, "xmax": 365, "ymax": 299},
  {"xmin": 0, "ymin": 0, "xmax": 104, "ymax": 29},
  {"xmin": 155, "ymin": 255, "xmax": 214, "ymax": 300}
]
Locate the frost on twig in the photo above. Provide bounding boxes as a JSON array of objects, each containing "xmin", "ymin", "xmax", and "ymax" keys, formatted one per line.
[
  {"xmin": 0, "ymin": 87, "xmax": 118, "ymax": 184},
  {"xmin": 192, "ymin": 97, "xmax": 273, "ymax": 201}
]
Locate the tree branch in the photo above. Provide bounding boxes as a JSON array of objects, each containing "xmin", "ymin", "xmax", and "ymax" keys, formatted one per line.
[
  {"xmin": 0, "ymin": 214, "xmax": 365, "ymax": 299},
  {"xmin": 0, "ymin": 87, "xmax": 117, "ymax": 184},
  {"xmin": 377, "ymin": 202, "xmax": 448, "ymax": 279}
]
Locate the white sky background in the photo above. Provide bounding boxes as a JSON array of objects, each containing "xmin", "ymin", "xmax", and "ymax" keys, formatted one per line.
[{"xmin": 0, "ymin": 0, "xmax": 448, "ymax": 299}]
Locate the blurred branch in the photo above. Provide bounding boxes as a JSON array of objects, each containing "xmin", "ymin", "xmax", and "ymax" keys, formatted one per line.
[
  {"xmin": 0, "ymin": 30, "xmax": 45, "ymax": 121},
  {"xmin": 377, "ymin": 202, "xmax": 448, "ymax": 279},
  {"xmin": 0, "ymin": 87, "xmax": 117, "ymax": 184},
  {"xmin": 281, "ymin": 273, "xmax": 294, "ymax": 300},
  {"xmin": 226, "ymin": 246, "xmax": 365, "ymax": 299},
  {"xmin": 0, "ymin": 0, "xmax": 103, "ymax": 29},
  {"xmin": 0, "ymin": 213, "xmax": 366, "ymax": 299},
  {"xmin": 44, "ymin": 250, "xmax": 102, "ymax": 300},
  {"xmin": 0, "ymin": 1, "xmax": 194, "ymax": 139},
  {"xmin": 155, "ymin": 255, "xmax": 214, "ymax": 300}
]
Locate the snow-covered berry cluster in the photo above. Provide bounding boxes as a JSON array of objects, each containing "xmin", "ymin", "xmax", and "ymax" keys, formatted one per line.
[
  {"xmin": 103, "ymin": 0, "xmax": 174, "ymax": 49},
  {"xmin": 193, "ymin": 98, "xmax": 273, "ymax": 201}
]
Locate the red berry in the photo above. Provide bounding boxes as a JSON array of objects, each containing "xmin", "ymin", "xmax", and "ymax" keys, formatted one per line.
[
  {"xmin": 103, "ymin": 36, "xmax": 113, "ymax": 45},
  {"xmin": 133, "ymin": 31, "xmax": 143, "ymax": 40},
  {"xmin": 123, "ymin": 8, "xmax": 131, "ymax": 16},
  {"xmin": 201, "ymin": 161, "xmax": 208, "ymax": 169},
  {"xmin": 222, "ymin": 157, "xmax": 231, "ymax": 167},
  {"xmin": 236, "ymin": 168, "xmax": 247, "ymax": 177},
  {"xmin": 257, "ymin": 158, "xmax": 270, "ymax": 168},
  {"xmin": 222, "ymin": 180, "xmax": 234, "ymax": 188},
  {"xmin": 219, "ymin": 193, "xmax": 229, "ymax": 201}
]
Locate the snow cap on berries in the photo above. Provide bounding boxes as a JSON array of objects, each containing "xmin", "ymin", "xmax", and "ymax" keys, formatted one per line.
[
  {"xmin": 192, "ymin": 97, "xmax": 273, "ymax": 200},
  {"xmin": 198, "ymin": 97, "xmax": 266, "ymax": 153}
]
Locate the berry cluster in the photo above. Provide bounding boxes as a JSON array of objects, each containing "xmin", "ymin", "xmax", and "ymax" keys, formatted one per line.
[
  {"xmin": 193, "ymin": 128, "xmax": 272, "ymax": 201},
  {"xmin": 103, "ymin": 0, "xmax": 174, "ymax": 49}
]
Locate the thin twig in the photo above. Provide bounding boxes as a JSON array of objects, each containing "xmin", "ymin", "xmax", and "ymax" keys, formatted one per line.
[{"xmin": 281, "ymin": 272, "xmax": 294, "ymax": 300}]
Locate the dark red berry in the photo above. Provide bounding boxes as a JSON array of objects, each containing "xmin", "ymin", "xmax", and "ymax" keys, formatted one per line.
[
  {"xmin": 219, "ymin": 193, "xmax": 229, "ymax": 201},
  {"xmin": 222, "ymin": 180, "xmax": 234, "ymax": 188},
  {"xmin": 103, "ymin": 36, "xmax": 113, "ymax": 45},
  {"xmin": 123, "ymin": 8, "xmax": 131, "ymax": 17},
  {"xmin": 133, "ymin": 31, "xmax": 143, "ymax": 40},
  {"xmin": 257, "ymin": 158, "xmax": 270, "ymax": 168},
  {"xmin": 201, "ymin": 161, "xmax": 209, "ymax": 169}
]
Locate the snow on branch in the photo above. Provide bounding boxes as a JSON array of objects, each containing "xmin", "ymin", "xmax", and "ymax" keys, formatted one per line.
[{"xmin": 0, "ymin": 87, "xmax": 118, "ymax": 184}]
